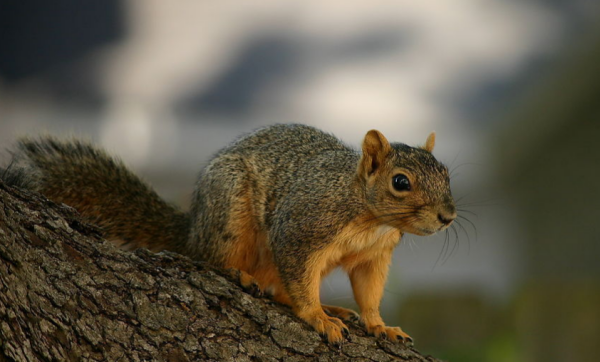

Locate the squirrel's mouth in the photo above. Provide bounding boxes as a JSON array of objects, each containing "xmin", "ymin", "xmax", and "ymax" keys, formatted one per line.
[
  {"xmin": 411, "ymin": 226, "xmax": 437, "ymax": 236},
  {"xmin": 438, "ymin": 224, "xmax": 451, "ymax": 232},
  {"xmin": 391, "ymin": 215, "xmax": 449, "ymax": 236},
  {"xmin": 413, "ymin": 221, "xmax": 451, "ymax": 235}
]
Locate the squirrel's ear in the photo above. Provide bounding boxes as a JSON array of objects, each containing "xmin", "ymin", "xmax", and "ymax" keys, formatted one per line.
[
  {"xmin": 423, "ymin": 132, "xmax": 436, "ymax": 153},
  {"xmin": 359, "ymin": 130, "xmax": 391, "ymax": 177}
]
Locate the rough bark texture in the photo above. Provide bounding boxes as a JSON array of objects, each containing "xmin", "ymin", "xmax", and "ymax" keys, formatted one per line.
[{"xmin": 0, "ymin": 181, "xmax": 443, "ymax": 362}]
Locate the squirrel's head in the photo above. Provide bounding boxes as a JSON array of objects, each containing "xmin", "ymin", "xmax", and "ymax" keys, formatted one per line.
[{"xmin": 358, "ymin": 130, "xmax": 456, "ymax": 236}]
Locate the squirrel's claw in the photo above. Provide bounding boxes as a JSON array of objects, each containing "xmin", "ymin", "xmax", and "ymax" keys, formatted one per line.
[
  {"xmin": 244, "ymin": 281, "xmax": 263, "ymax": 298},
  {"xmin": 342, "ymin": 326, "xmax": 350, "ymax": 338}
]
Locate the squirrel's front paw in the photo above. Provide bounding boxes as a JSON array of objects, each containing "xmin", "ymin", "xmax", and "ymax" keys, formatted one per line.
[
  {"xmin": 366, "ymin": 324, "xmax": 413, "ymax": 344},
  {"xmin": 303, "ymin": 311, "xmax": 349, "ymax": 344}
]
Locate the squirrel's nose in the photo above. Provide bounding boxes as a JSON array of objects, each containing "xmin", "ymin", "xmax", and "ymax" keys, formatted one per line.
[{"xmin": 437, "ymin": 211, "xmax": 456, "ymax": 226}]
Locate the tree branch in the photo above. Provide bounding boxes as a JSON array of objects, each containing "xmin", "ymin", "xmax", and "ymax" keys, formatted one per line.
[{"xmin": 0, "ymin": 181, "xmax": 443, "ymax": 361}]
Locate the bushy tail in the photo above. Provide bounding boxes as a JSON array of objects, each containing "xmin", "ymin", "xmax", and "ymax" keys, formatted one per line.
[{"xmin": 3, "ymin": 137, "xmax": 190, "ymax": 253}]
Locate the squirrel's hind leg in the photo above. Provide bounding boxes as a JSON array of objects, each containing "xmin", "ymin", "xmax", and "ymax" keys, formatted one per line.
[
  {"xmin": 195, "ymin": 156, "xmax": 270, "ymax": 296},
  {"xmin": 227, "ymin": 261, "xmax": 292, "ymax": 305},
  {"xmin": 222, "ymin": 224, "xmax": 290, "ymax": 302},
  {"xmin": 205, "ymin": 163, "xmax": 287, "ymax": 301},
  {"xmin": 220, "ymin": 206, "xmax": 271, "ymax": 296}
]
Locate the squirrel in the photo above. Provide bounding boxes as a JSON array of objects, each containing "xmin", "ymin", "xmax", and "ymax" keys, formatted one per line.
[{"xmin": 3, "ymin": 124, "xmax": 456, "ymax": 344}]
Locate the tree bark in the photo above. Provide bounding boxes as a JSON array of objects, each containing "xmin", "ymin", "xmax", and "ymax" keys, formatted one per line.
[{"xmin": 0, "ymin": 181, "xmax": 443, "ymax": 362}]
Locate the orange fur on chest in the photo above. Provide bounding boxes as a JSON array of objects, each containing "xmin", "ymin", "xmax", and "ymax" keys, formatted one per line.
[{"xmin": 318, "ymin": 215, "xmax": 401, "ymax": 277}]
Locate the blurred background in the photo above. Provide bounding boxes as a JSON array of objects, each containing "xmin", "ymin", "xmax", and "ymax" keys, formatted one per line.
[{"xmin": 1, "ymin": 1, "xmax": 599, "ymax": 361}]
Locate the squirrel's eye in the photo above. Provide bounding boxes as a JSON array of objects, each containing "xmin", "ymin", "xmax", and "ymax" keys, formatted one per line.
[{"xmin": 392, "ymin": 174, "xmax": 411, "ymax": 191}]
